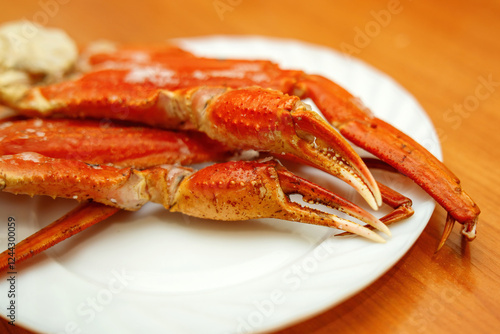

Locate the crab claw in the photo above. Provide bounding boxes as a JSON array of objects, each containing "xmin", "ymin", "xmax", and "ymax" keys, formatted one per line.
[
  {"xmin": 169, "ymin": 160, "xmax": 387, "ymax": 242},
  {"xmin": 0, "ymin": 202, "xmax": 119, "ymax": 272},
  {"xmin": 190, "ymin": 86, "xmax": 382, "ymax": 210},
  {"xmin": 274, "ymin": 163, "xmax": 390, "ymax": 238},
  {"xmin": 0, "ymin": 154, "xmax": 387, "ymax": 242},
  {"xmin": 289, "ymin": 108, "xmax": 382, "ymax": 210}
]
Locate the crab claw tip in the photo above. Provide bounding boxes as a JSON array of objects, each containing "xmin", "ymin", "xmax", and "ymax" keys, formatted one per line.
[
  {"xmin": 436, "ymin": 214, "xmax": 456, "ymax": 251},
  {"xmin": 276, "ymin": 166, "xmax": 389, "ymax": 239},
  {"xmin": 290, "ymin": 109, "xmax": 381, "ymax": 210},
  {"xmin": 333, "ymin": 218, "xmax": 386, "ymax": 243}
]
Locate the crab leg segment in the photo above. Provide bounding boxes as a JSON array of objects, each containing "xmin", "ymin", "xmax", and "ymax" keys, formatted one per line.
[
  {"xmin": 0, "ymin": 154, "xmax": 387, "ymax": 242},
  {"xmin": 80, "ymin": 43, "xmax": 196, "ymax": 66},
  {"xmin": 0, "ymin": 118, "xmax": 233, "ymax": 168},
  {"xmin": 0, "ymin": 202, "xmax": 119, "ymax": 272},
  {"xmin": 296, "ymin": 75, "xmax": 480, "ymax": 240}
]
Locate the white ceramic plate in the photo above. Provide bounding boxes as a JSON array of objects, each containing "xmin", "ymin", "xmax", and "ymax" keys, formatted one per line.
[{"xmin": 0, "ymin": 37, "xmax": 441, "ymax": 334}]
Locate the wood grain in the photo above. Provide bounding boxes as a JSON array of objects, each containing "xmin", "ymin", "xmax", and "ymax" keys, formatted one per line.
[{"xmin": 1, "ymin": 0, "xmax": 499, "ymax": 333}]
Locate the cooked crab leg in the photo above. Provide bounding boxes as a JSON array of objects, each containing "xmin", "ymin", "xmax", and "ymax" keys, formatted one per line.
[
  {"xmin": 296, "ymin": 75, "xmax": 480, "ymax": 240},
  {"xmin": 0, "ymin": 118, "xmax": 233, "ymax": 168},
  {"xmin": 0, "ymin": 117, "xmax": 411, "ymax": 224},
  {"xmin": 2, "ymin": 86, "xmax": 381, "ymax": 210},
  {"xmin": 0, "ymin": 202, "xmax": 119, "ymax": 272},
  {"xmin": 0, "ymin": 153, "xmax": 387, "ymax": 242}
]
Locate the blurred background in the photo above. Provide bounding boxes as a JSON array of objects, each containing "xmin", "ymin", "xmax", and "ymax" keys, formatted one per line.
[{"xmin": 1, "ymin": 1, "xmax": 499, "ymax": 333}]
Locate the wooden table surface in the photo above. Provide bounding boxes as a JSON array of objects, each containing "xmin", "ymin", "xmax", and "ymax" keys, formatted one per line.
[{"xmin": 1, "ymin": 0, "xmax": 499, "ymax": 333}]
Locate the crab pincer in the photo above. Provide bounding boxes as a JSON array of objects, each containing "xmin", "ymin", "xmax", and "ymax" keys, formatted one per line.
[{"xmin": 0, "ymin": 153, "xmax": 388, "ymax": 243}]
